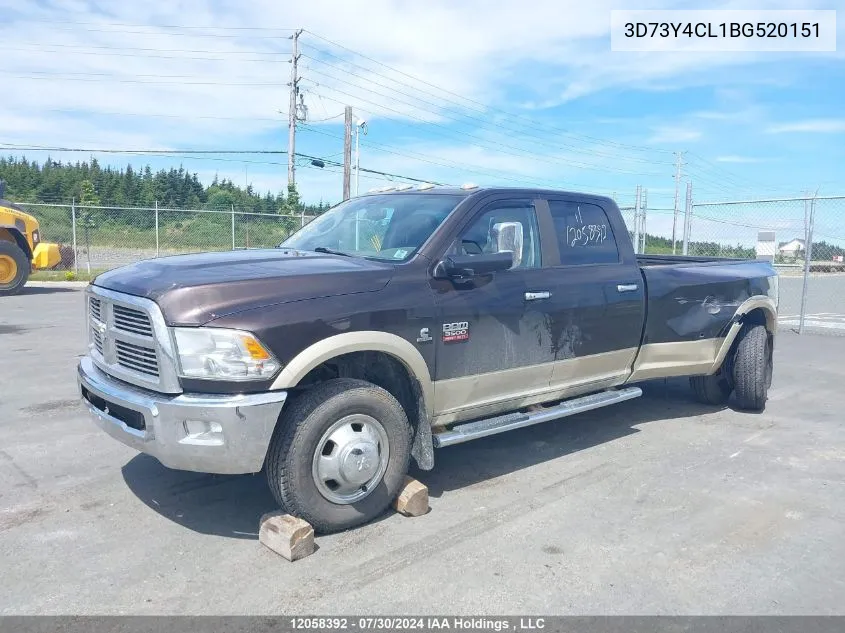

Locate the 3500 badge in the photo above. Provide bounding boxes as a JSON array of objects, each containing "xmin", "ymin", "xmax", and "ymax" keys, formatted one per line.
[{"xmin": 442, "ymin": 321, "xmax": 470, "ymax": 343}]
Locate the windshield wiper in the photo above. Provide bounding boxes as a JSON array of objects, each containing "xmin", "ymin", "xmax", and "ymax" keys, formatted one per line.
[{"xmin": 313, "ymin": 246, "xmax": 352, "ymax": 257}]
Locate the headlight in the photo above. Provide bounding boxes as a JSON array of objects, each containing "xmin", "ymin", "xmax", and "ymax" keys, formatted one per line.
[{"xmin": 171, "ymin": 327, "xmax": 281, "ymax": 381}]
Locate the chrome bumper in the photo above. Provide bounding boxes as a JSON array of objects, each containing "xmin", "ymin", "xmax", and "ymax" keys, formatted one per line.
[{"xmin": 77, "ymin": 356, "xmax": 287, "ymax": 475}]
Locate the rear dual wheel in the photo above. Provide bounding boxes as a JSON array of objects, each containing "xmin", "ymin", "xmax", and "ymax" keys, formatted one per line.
[{"xmin": 690, "ymin": 322, "xmax": 772, "ymax": 412}]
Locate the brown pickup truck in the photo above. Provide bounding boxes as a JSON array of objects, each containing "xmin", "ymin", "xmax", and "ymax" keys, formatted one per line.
[{"xmin": 77, "ymin": 186, "xmax": 778, "ymax": 532}]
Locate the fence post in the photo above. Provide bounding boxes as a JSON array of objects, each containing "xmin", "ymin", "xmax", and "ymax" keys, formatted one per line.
[
  {"xmin": 154, "ymin": 200, "xmax": 160, "ymax": 258},
  {"xmin": 633, "ymin": 185, "xmax": 641, "ymax": 255},
  {"xmin": 231, "ymin": 204, "xmax": 236, "ymax": 250},
  {"xmin": 799, "ymin": 194, "xmax": 816, "ymax": 334},
  {"xmin": 71, "ymin": 197, "xmax": 79, "ymax": 275},
  {"xmin": 641, "ymin": 188, "xmax": 648, "ymax": 254},
  {"xmin": 301, "ymin": 209, "xmax": 305, "ymax": 228},
  {"xmin": 682, "ymin": 182, "xmax": 692, "ymax": 255}
]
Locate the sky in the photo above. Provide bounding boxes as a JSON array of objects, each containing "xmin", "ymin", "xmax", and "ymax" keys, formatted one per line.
[{"xmin": 1, "ymin": 0, "xmax": 844, "ymax": 246}]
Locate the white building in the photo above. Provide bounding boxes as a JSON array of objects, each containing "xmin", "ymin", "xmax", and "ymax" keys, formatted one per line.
[{"xmin": 778, "ymin": 238, "xmax": 805, "ymax": 258}]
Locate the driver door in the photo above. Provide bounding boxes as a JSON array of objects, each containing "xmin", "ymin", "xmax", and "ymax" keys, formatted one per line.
[{"xmin": 431, "ymin": 197, "xmax": 557, "ymax": 423}]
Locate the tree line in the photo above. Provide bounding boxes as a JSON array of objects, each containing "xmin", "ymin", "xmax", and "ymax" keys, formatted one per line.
[{"xmin": 0, "ymin": 155, "xmax": 332, "ymax": 214}]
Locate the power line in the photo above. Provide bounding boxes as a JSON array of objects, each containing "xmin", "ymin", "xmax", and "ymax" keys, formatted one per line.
[
  {"xmin": 41, "ymin": 108, "xmax": 285, "ymax": 123},
  {"xmin": 300, "ymin": 54, "xmax": 671, "ymax": 167},
  {"xmin": 0, "ymin": 144, "xmax": 287, "ymax": 154},
  {"xmin": 14, "ymin": 24, "xmax": 295, "ymax": 40},
  {"xmin": 17, "ymin": 18, "xmax": 295, "ymax": 32},
  {"xmin": 299, "ymin": 124, "xmax": 585, "ymax": 190},
  {"xmin": 0, "ymin": 45, "xmax": 290, "ymax": 64},
  {"xmin": 1, "ymin": 73, "xmax": 281, "ymax": 86},
  {"xmin": 302, "ymin": 31, "xmax": 674, "ymax": 155},
  {"xmin": 1, "ymin": 41, "xmax": 285, "ymax": 55},
  {"xmin": 0, "ymin": 145, "xmax": 445, "ymax": 187},
  {"xmin": 303, "ymin": 86, "xmax": 662, "ymax": 178}
]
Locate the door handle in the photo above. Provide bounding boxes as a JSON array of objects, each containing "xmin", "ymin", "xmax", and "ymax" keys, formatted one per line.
[
  {"xmin": 617, "ymin": 283, "xmax": 639, "ymax": 293},
  {"xmin": 524, "ymin": 291, "xmax": 551, "ymax": 301}
]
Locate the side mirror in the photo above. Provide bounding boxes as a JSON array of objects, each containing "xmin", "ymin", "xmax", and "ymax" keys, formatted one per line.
[
  {"xmin": 491, "ymin": 222, "xmax": 523, "ymax": 269},
  {"xmin": 433, "ymin": 252, "xmax": 514, "ymax": 281}
]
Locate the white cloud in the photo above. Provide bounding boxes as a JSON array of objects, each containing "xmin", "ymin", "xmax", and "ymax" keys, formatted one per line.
[
  {"xmin": 0, "ymin": 0, "xmax": 838, "ymax": 208},
  {"xmin": 766, "ymin": 119, "xmax": 845, "ymax": 134},
  {"xmin": 716, "ymin": 155, "xmax": 766, "ymax": 163},
  {"xmin": 646, "ymin": 126, "xmax": 702, "ymax": 144}
]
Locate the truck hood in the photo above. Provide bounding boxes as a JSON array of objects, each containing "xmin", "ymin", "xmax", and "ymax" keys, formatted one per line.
[{"xmin": 92, "ymin": 248, "xmax": 394, "ymax": 325}]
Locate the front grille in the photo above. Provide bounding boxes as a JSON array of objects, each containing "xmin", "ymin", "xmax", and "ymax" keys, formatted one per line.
[
  {"xmin": 115, "ymin": 340, "xmax": 160, "ymax": 377},
  {"xmin": 90, "ymin": 296, "xmax": 102, "ymax": 322},
  {"xmin": 91, "ymin": 326, "xmax": 104, "ymax": 354},
  {"xmin": 113, "ymin": 304, "xmax": 153, "ymax": 337},
  {"xmin": 86, "ymin": 287, "xmax": 180, "ymax": 393}
]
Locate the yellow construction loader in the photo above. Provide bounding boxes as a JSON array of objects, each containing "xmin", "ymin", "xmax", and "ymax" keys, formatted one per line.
[{"xmin": 0, "ymin": 184, "xmax": 61, "ymax": 295}]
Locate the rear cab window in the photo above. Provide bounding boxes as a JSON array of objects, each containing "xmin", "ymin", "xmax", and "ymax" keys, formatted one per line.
[{"xmin": 547, "ymin": 200, "xmax": 620, "ymax": 266}]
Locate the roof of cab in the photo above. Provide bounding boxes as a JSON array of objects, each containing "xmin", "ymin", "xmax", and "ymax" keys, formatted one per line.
[{"xmin": 359, "ymin": 185, "xmax": 617, "ymax": 206}]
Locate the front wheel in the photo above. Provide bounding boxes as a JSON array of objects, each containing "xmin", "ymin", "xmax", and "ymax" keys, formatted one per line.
[
  {"xmin": 0, "ymin": 240, "xmax": 30, "ymax": 296},
  {"xmin": 265, "ymin": 378, "xmax": 412, "ymax": 534},
  {"xmin": 732, "ymin": 323, "xmax": 772, "ymax": 412}
]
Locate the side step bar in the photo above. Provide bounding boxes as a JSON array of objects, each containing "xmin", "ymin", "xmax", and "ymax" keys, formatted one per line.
[{"xmin": 432, "ymin": 387, "xmax": 643, "ymax": 448}]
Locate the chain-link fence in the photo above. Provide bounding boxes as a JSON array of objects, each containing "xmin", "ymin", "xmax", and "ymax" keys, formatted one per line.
[
  {"xmin": 612, "ymin": 187, "xmax": 845, "ymax": 335},
  {"xmin": 686, "ymin": 195, "xmax": 845, "ymax": 335},
  {"xmin": 26, "ymin": 192, "xmax": 845, "ymax": 335},
  {"xmin": 23, "ymin": 202, "xmax": 316, "ymax": 275}
]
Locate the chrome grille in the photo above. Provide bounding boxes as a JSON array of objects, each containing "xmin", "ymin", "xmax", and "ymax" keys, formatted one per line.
[
  {"xmin": 113, "ymin": 304, "xmax": 153, "ymax": 337},
  {"xmin": 115, "ymin": 340, "xmax": 159, "ymax": 377},
  {"xmin": 91, "ymin": 326, "xmax": 104, "ymax": 354},
  {"xmin": 85, "ymin": 286, "xmax": 182, "ymax": 394},
  {"xmin": 89, "ymin": 296, "xmax": 102, "ymax": 322}
]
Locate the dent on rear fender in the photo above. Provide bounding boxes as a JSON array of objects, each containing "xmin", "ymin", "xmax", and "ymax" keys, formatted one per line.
[{"xmin": 665, "ymin": 295, "xmax": 744, "ymax": 338}]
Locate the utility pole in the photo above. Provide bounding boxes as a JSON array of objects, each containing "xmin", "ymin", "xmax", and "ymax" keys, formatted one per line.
[
  {"xmin": 287, "ymin": 29, "xmax": 302, "ymax": 188},
  {"xmin": 672, "ymin": 151, "xmax": 685, "ymax": 254},
  {"xmin": 342, "ymin": 106, "xmax": 353, "ymax": 201},
  {"xmin": 633, "ymin": 184, "xmax": 642, "ymax": 255},
  {"xmin": 682, "ymin": 181, "xmax": 692, "ymax": 255}
]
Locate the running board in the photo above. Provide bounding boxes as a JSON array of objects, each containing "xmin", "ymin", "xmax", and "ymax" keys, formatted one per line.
[{"xmin": 432, "ymin": 387, "xmax": 643, "ymax": 448}]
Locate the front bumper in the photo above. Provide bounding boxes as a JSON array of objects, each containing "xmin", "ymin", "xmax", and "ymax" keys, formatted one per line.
[{"xmin": 77, "ymin": 356, "xmax": 287, "ymax": 474}]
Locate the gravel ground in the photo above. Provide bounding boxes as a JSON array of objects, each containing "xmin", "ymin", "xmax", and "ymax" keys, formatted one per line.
[{"xmin": 1, "ymin": 286, "xmax": 844, "ymax": 615}]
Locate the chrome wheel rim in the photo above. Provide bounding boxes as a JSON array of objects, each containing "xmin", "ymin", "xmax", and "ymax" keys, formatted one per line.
[{"xmin": 311, "ymin": 414, "xmax": 390, "ymax": 504}]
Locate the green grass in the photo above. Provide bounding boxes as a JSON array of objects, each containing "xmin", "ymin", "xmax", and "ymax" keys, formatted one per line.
[{"xmin": 30, "ymin": 269, "xmax": 105, "ymax": 282}]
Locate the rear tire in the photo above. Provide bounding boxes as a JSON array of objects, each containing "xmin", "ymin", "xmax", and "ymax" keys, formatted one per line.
[
  {"xmin": 0, "ymin": 240, "xmax": 29, "ymax": 296},
  {"xmin": 690, "ymin": 372, "xmax": 732, "ymax": 406},
  {"xmin": 732, "ymin": 323, "xmax": 772, "ymax": 412},
  {"xmin": 265, "ymin": 378, "xmax": 412, "ymax": 534}
]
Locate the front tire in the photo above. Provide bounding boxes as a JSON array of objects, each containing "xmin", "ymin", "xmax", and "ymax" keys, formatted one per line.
[
  {"xmin": 0, "ymin": 240, "xmax": 30, "ymax": 296},
  {"xmin": 265, "ymin": 378, "xmax": 412, "ymax": 534},
  {"xmin": 732, "ymin": 323, "xmax": 772, "ymax": 412}
]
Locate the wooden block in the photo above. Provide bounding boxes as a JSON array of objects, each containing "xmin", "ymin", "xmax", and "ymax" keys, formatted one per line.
[
  {"xmin": 259, "ymin": 512, "xmax": 315, "ymax": 561},
  {"xmin": 392, "ymin": 476, "xmax": 429, "ymax": 517}
]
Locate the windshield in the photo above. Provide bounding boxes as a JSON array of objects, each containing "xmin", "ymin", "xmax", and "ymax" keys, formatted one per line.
[{"xmin": 280, "ymin": 194, "xmax": 463, "ymax": 261}]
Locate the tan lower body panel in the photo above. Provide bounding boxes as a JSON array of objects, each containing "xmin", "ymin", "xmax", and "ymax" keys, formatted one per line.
[
  {"xmin": 627, "ymin": 338, "xmax": 724, "ymax": 383},
  {"xmin": 432, "ymin": 348, "xmax": 636, "ymax": 427}
]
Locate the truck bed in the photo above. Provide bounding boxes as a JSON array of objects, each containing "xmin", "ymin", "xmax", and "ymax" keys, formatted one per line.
[
  {"xmin": 637, "ymin": 254, "xmax": 748, "ymax": 267},
  {"xmin": 636, "ymin": 256, "xmax": 777, "ymax": 346}
]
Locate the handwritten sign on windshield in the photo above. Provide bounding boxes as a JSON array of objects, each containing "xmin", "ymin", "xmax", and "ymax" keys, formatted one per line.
[{"xmin": 566, "ymin": 206, "xmax": 608, "ymax": 248}]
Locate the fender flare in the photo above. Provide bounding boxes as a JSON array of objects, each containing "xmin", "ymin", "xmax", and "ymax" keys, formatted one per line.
[
  {"xmin": 710, "ymin": 295, "xmax": 777, "ymax": 373},
  {"xmin": 269, "ymin": 331, "xmax": 435, "ymax": 419},
  {"xmin": 0, "ymin": 225, "xmax": 32, "ymax": 260}
]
